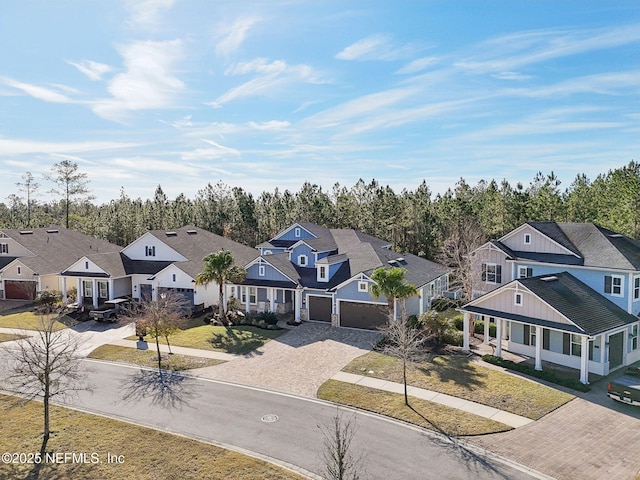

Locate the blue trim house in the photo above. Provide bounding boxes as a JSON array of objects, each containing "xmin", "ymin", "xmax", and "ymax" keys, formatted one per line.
[
  {"xmin": 231, "ymin": 222, "xmax": 451, "ymax": 330},
  {"xmin": 460, "ymin": 222, "xmax": 640, "ymax": 382}
]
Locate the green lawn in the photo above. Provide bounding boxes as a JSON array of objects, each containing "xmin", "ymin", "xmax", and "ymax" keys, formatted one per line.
[
  {"xmin": 318, "ymin": 380, "xmax": 512, "ymax": 437},
  {"xmin": 88, "ymin": 344, "xmax": 225, "ymax": 370},
  {"xmin": 0, "ymin": 332, "xmax": 27, "ymax": 343},
  {"xmin": 342, "ymin": 351, "xmax": 574, "ymax": 420},
  {"xmin": 0, "ymin": 310, "xmax": 69, "ymax": 331},
  {"xmin": 129, "ymin": 319, "xmax": 285, "ymax": 355},
  {"xmin": 0, "ymin": 394, "xmax": 305, "ymax": 480}
]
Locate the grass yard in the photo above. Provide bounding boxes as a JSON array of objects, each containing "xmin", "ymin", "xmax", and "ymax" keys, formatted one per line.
[
  {"xmin": 128, "ymin": 316, "xmax": 285, "ymax": 355},
  {"xmin": 0, "ymin": 310, "xmax": 69, "ymax": 331},
  {"xmin": 0, "ymin": 332, "xmax": 28, "ymax": 343},
  {"xmin": 0, "ymin": 394, "xmax": 305, "ymax": 480},
  {"xmin": 88, "ymin": 345, "xmax": 225, "ymax": 370},
  {"xmin": 318, "ymin": 380, "xmax": 512, "ymax": 437},
  {"xmin": 343, "ymin": 351, "xmax": 574, "ymax": 420}
]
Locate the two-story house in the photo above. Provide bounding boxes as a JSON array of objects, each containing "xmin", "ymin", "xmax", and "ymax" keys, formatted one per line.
[
  {"xmin": 460, "ymin": 222, "xmax": 640, "ymax": 383},
  {"xmin": 234, "ymin": 222, "xmax": 451, "ymax": 330}
]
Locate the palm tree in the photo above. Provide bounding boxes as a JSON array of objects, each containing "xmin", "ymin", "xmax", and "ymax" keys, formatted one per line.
[
  {"xmin": 195, "ymin": 250, "xmax": 246, "ymax": 320},
  {"xmin": 370, "ymin": 267, "xmax": 418, "ymax": 321}
]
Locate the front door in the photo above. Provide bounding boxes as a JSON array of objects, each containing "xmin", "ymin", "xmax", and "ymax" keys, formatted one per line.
[
  {"xmin": 140, "ymin": 284, "xmax": 152, "ymax": 301},
  {"xmin": 609, "ymin": 331, "xmax": 624, "ymax": 369}
]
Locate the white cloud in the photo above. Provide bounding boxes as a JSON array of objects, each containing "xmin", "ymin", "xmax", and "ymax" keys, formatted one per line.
[
  {"xmin": 336, "ymin": 34, "xmax": 418, "ymax": 61},
  {"xmin": 396, "ymin": 57, "xmax": 439, "ymax": 75},
  {"xmin": 0, "ymin": 77, "xmax": 72, "ymax": 103},
  {"xmin": 247, "ymin": 120, "xmax": 290, "ymax": 131},
  {"xmin": 67, "ymin": 59, "xmax": 113, "ymax": 81},
  {"xmin": 92, "ymin": 40, "xmax": 185, "ymax": 122},
  {"xmin": 181, "ymin": 139, "xmax": 241, "ymax": 161},
  {"xmin": 491, "ymin": 71, "xmax": 531, "ymax": 81},
  {"xmin": 0, "ymin": 138, "xmax": 136, "ymax": 155},
  {"xmin": 215, "ymin": 16, "xmax": 261, "ymax": 57},
  {"xmin": 124, "ymin": 0, "xmax": 175, "ymax": 29}
]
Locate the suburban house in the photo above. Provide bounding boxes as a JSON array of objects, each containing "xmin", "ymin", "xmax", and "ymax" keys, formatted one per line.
[
  {"xmin": 0, "ymin": 226, "xmax": 122, "ymax": 304},
  {"xmin": 460, "ymin": 222, "xmax": 640, "ymax": 383},
  {"xmin": 231, "ymin": 222, "xmax": 451, "ymax": 330},
  {"xmin": 118, "ymin": 226, "xmax": 257, "ymax": 308}
]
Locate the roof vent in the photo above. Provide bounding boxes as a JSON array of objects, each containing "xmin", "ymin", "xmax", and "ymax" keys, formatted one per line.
[
  {"xmin": 608, "ymin": 234, "xmax": 623, "ymax": 238},
  {"xmin": 541, "ymin": 276, "xmax": 558, "ymax": 282},
  {"xmin": 47, "ymin": 229, "xmax": 59, "ymax": 234},
  {"xmin": 186, "ymin": 230, "xmax": 197, "ymax": 235},
  {"xmin": 19, "ymin": 230, "xmax": 33, "ymax": 235},
  {"xmin": 388, "ymin": 260, "xmax": 398, "ymax": 265},
  {"xmin": 165, "ymin": 231, "xmax": 177, "ymax": 237}
]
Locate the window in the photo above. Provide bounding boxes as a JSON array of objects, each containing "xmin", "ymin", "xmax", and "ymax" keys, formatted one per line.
[
  {"xmin": 543, "ymin": 329, "xmax": 550, "ymax": 350},
  {"xmin": 0, "ymin": 243, "xmax": 8, "ymax": 254},
  {"xmin": 523, "ymin": 325, "xmax": 536, "ymax": 346},
  {"xmin": 172, "ymin": 274, "xmax": 176, "ymax": 282},
  {"xmin": 518, "ymin": 266, "xmax": 533, "ymax": 278},
  {"xmin": 634, "ymin": 277, "xmax": 640, "ymax": 300},
  {"xmin": 562, "ymin": 333, "xmax": 582, "ymax": 357},
  {"xmin": 17, "ymin": 266, "xmax": 22, "ymax": 275},
  {"xmin": 524, "ymin": 233, "xmax": 531, "ymax": 245},
  {"xmin": 241, "ymin": 286, "xmax": 257, "ymax": 304},
  {"xmin": 604, "ymin": 275, "xmax": 623, "ymax": 296},
  {"xmin": 298, "ymin": 255, "xmax": 307, "ymax": 266},
  {"xmin": 429, "ymin": 282, "xmax": 435, "ymax": 298},
  {"xmin": 481, "ymin": 263, "xmax": 501, "ymax": 284},
  {"xmin": 294, "ymin": 227, "xmax": 301, "ymax": 238},
  {"xmin": 630, "ymin": 325, "xmax": 638, "ymax": 350},
  {"xmin": 145, "ymin": 246, "xmax": 156, "ymax": 257},
  {"xmin": 358, "ymin": 281, "xmax": 368, "ymax": 292},
  {"xmin": 259, "ymin": 265, "xmax": 265, "ymax": 277},
  {"xmin": 318, "ymin": 266, "xmax": 327, "ymax": 281},
  {"xmin": 514, "ymin": 292, "xmax": 523, "ymax": 306},
  {"xmin": 83, "ymin": 281, "xmax": 92, "ymax": 298},
  {"xmin": 263, "ymin": 250, "xmax": 272, "ymax": 255},
  {"xmin": 98, "ymin": 281, "xmax": 108, "ymax": 298}
]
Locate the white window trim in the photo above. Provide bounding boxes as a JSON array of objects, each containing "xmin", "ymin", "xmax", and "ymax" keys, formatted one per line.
[
  {"xmin": 298, "ymin": 254, "xmax": 308, "ymax": 266},
  {"xmin": 610, "ymin": 274, "xmax": 624, "ymax": 297},
  {"xmin": 17, "ymin": 266, "xmax": 22, "ymax": 275},
  {"xmin": 634, "ymin": 276, "xmax": 640, "ymax": 301},
  {"xmin": 518, "ymin": 266, "xmax": 530, "ymax": 279},
  {"xmin": 294, "ymin": 227, "xmax": 301, "ymax": 238},
  {"xmin": 630, "ymin": 324, "xmax": 638, "ymax": 351},
  {"xmin": 318, "ymin": 265, "xmax": 328, "ymax": 282},
  {"xmin": 259, "ymin": 265, "xmax": 266, "ymax": 277},
  {"xmin": 485, "ymin": 263, "xmax": 498, "ymax": 284},
  {"xmin": 358, "ymin": 281, "xmax": 368, "ymax": 292},
  {"xmin": 83, "ymin": 281, "xmax": 92, "ymax": 298},
  {"xmin": 0, "ymin": 243, "xmax": 7, "ymax": 254},
  {"xmin": 524, "ymin": 233, "xmax": 531, "ymax": 245},
  {"xmin": 241, "ymin": 286, "xmax": 257, "ymax": 305},
  {"xmin": 514, "ymin": 292, "xmax": 523, "ymax": 306},
  {"xmin": 98, "ymin": 281, "xmax": 108, "ymax": 298},
  {"xmin": 263, "ymin": 249, "xmax": 272, "ymax": 255}
]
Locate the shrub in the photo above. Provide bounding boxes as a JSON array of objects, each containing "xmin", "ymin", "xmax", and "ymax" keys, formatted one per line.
[
  {"xmin": 258, "ymin": 311, "xmax": 279, "ymax": 326},
  {"xmin": 474, "ymin": 320, "xmax": 497, "ymax": 337},
  {"xmin": 420, "ymin": 311, "xmax": 449, "ymax": 345},
  {"xmin": 406, "ymin": 314, "xmax": 422, "ymax": 329},
  {"xmin": 481, "ymin": 355, "xmax": 590, "ymax": 392},
  {"xmin": 452, "ymin": 315, "xmax": 464, "ymax": 331},
  {"xmin": 443, "ymin": 329, "xmax": 463, "ymax": 346}
]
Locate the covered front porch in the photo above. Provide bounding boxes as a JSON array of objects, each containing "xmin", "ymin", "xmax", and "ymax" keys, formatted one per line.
[{"xmin": 229, "ymin": 282, "xmax": 301, "ymax": 320}]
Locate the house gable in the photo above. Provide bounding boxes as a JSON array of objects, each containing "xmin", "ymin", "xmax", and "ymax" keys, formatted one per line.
[
  {"xmin": 273, "ymin": 223, "xmax": 316, "ymax": 242},
  {"xmin": 334, "ymin": 273, "xmax": 387, "ymax": 304},
  {"xmin": 0, "ymin": 232, "xmax": 35, "ymax": 258},
  {"xmin": 121, "ymin": 232, "xmax": 187, "ymax": 262},
  {"xmin": 63, "ymin": 256, "xmax": 109, "ymax": 277},
  {"xmin": 500, "ymin": 223, "xmax": 579, "ymax": 257},
  {"xmin": 245, "ymin": 257, "xmax": 295, "ymax": 283},
  {"xmin": 1, "ymin": 259, "xmax": 36, "ymax": 279}
]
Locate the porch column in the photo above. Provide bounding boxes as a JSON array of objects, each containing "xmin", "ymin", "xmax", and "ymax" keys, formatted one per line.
[
  {"xmin": 535, "ymin": 326, "xmax": 543, "ymax": 371},
  {"xmin": 92, "ymin": 278, "xmax": 98, "ymax": 308},
  {"xmin": 269, "ymin": 288, "xmax": 275, "ymax": 312},
  {"xmin": 495, "ymin": 319, "xmax": 502, "ymax": 357},
  {"xmin": 76, "ymin": 278, "xmax": 81, "ymax": 303},
  {"xmin": 463, "ymin": 312, "xmax": 470, "ymax": 351},
  {"xmin": 244, "ymin": 287, "xmax": 250, "ymax": 313},
  {"xmin": 483, "ymin": 316, "xmax": 490, "ymax": 344},
  {"xmin": 580, "ymin": 336, "xmax": 589, "ymax": 384},
  {"xmin": 108, "ymin": 279, "xmax": 114, "ymax": 300},
  {"xmin": 295, "ymin": 288, "xmax": 302, "ymax": 323},
  {"xmin": 61, "ymin": 277, "xmax": 67, "ymax": 304}
]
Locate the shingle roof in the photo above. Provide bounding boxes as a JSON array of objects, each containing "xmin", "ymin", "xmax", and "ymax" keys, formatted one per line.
[
  {"xmin": 518, "ymin": 272, "xmax": 637, "ymax": 335},
  {"xmin": 1, "ymin": 226, "xmax": 121, "ymax": 275}
]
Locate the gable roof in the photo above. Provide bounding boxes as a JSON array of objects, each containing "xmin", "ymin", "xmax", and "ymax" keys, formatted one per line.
[
  {"xmin": 0, "ymin": 226, "xmax": 121, "ymax": 275},
  {"xmin": 464, "ymin": 272, "xmax": 638, "ymax": 336}
]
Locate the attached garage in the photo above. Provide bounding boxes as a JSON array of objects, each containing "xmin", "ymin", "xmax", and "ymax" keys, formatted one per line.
[
  {"xmin": 340, "ymin": 301, "xmax": 388, "ymax": 330},
  {"xmin": 157, "ymin": 287, "xmax": 195, "ymax": 307},
  {"xmin": 308, "ymin": 295, "xmax": 332, "ymax": 322},
  {"xmin": 4, "ymin": 280, "xmax": 37, "ymax": 300}
]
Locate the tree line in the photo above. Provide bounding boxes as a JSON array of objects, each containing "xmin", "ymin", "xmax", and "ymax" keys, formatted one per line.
[{"xmin": 1, "ymin": 160, "xmax": 638, "ymax": 260}]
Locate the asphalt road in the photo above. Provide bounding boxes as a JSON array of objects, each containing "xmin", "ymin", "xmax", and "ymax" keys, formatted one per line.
[{"xmin": 1, "ymin": 358, "xmax": 543, "ymax": 480}]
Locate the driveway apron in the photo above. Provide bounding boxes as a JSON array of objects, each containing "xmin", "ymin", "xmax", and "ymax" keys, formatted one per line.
[{"xmin": 191, "ymin": 322, "xmax": 381, "ymax": 398}]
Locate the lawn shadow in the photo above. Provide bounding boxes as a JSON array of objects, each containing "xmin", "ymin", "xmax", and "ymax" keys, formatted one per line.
[
  {"xmin": 119, "ymin": 369, "xmax": 196, "ymax": 410},
  {"xmin": 417, "ymin": 355, "xmax": 486, "ymax": 390},
  {"xmin": 208, "ymin": 327, "xmax": 266, "ymax": 356}
]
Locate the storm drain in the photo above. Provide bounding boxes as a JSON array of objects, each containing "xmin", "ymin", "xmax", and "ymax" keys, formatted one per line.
[{"xmin": 261, "ymin": 414, "xmax": 279, "ymax": 423}]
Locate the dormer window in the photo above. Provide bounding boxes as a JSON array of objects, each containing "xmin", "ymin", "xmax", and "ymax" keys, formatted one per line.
[
  {"xmin": 259, "ymin": 265, "xmax": 266, "ymax": 277},
  {"xmin": 524, "ymin": 233, "xmax": 531, "ymax": 245},
  {"xmin": 298, "ymin": 254, "xmax": 308, "ymax": 266},
  {"xmin": 294, "ymin": 227, "xmax": 301, "ymax": 238},
  {"xmin": 145, "ymin": 246, "xmax": 156, "ymax": 257},
  {"xmin": 358, "ymin": 281, "xmax": 368, "ymax": 293},
  {"xmin": 263, "ymin": 250, "xmax": 272, "ymax": 255},
  {"xmin": 318, "ymin": 265, "xmax": 328, "ymax": 282},
  {"xmin": 604, "ymin": 275, "xmax": 623, "ymax": 297}
]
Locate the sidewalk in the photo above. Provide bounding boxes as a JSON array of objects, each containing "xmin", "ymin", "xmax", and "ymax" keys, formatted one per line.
[
  {"xmin": 331, "ymin": 371, "xmax": 533, "ymax": 429},
  {"xmin": 109, "ymin": 338, "xmax": 239, "ymax": 362}
]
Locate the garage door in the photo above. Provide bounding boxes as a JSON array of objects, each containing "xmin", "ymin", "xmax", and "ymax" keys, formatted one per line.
[
  {"xmin": 340, "ymin": 302, "xmax": 389, "ymax": 330},
  {"xmin": 308, "ymin": 296, "xmax": 332, "ymax": 322},
  {"xmin": 158, "ymin": 287, "xmax": 195, "ymax": 307},
  {"xmin": 5, "ymin": 280, "xmax": 37, "ymax": 300}
]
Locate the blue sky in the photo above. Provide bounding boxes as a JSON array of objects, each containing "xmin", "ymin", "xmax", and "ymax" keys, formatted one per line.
[{"xmin": 1, "ymin": 0, "xmax": 639, "ymax": 204}]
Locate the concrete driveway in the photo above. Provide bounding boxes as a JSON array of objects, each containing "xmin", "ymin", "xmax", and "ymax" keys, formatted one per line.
[
  {"xmin": 470, "ymin": 374, "xmax": 640, "ymax": 480},
  {"xmin": 192, "ymin": 321, "xmax": 381, "ymax": 397}
]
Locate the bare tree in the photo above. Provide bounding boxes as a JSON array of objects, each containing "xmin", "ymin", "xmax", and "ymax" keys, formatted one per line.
[
  {"xmin": 319, "ymin": 410, "xmax": 363, "ymax": 480},
  {"xmin": 381, "ymin": 308, "xmax": 426, "ymax": 406},
  {"xmin": 125, "ymin": 291, "xmax": 189, "ymax": 373},
  {"xmin": 45, "ymin": 159, "xmax": 93, "ymax": 229},
  {"xmin": 2, "ymin": 314, "xmax": 87, "ymax": 456},
  {"xmin": 16, "ymin": 171, "xmax": 39, "ymax": 227}
]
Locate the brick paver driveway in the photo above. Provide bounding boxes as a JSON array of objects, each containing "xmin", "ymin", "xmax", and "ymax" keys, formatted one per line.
[
  {"xmin": 192, "ymin": 321, "xmax": 381, "ymax": 398},
  {"xmin": 470, "ymin": 379, "xmax": 640, "ymax": 480}
]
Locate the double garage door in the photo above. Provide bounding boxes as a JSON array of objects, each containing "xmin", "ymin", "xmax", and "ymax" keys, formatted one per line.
[
  {"xmin": 307, "ymin": 296, "xmax": 387, "ymax": 330},
  {"xmin": 157, "ymin": 287, "xmax": 194, "ymax": 307},
  {"xmin": 4, "ymin": 280, "xmax": 37, "ymax": 300}
]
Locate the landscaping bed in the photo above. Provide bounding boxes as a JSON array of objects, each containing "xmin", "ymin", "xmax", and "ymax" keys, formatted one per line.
[
  {"xmin": 342, "ymin": 351, "xmax": 574, "ymax": 420},
  {"xmin": 318, "ymin": 380, "xmax": 513, "ymax": 437},
  {"xmin": 88, "ymin": 345, "xmax": 225, "ymax": 371},
  {"xmin": 0, "ymin": 394, "xmax": 304, "ymax": 480}
]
